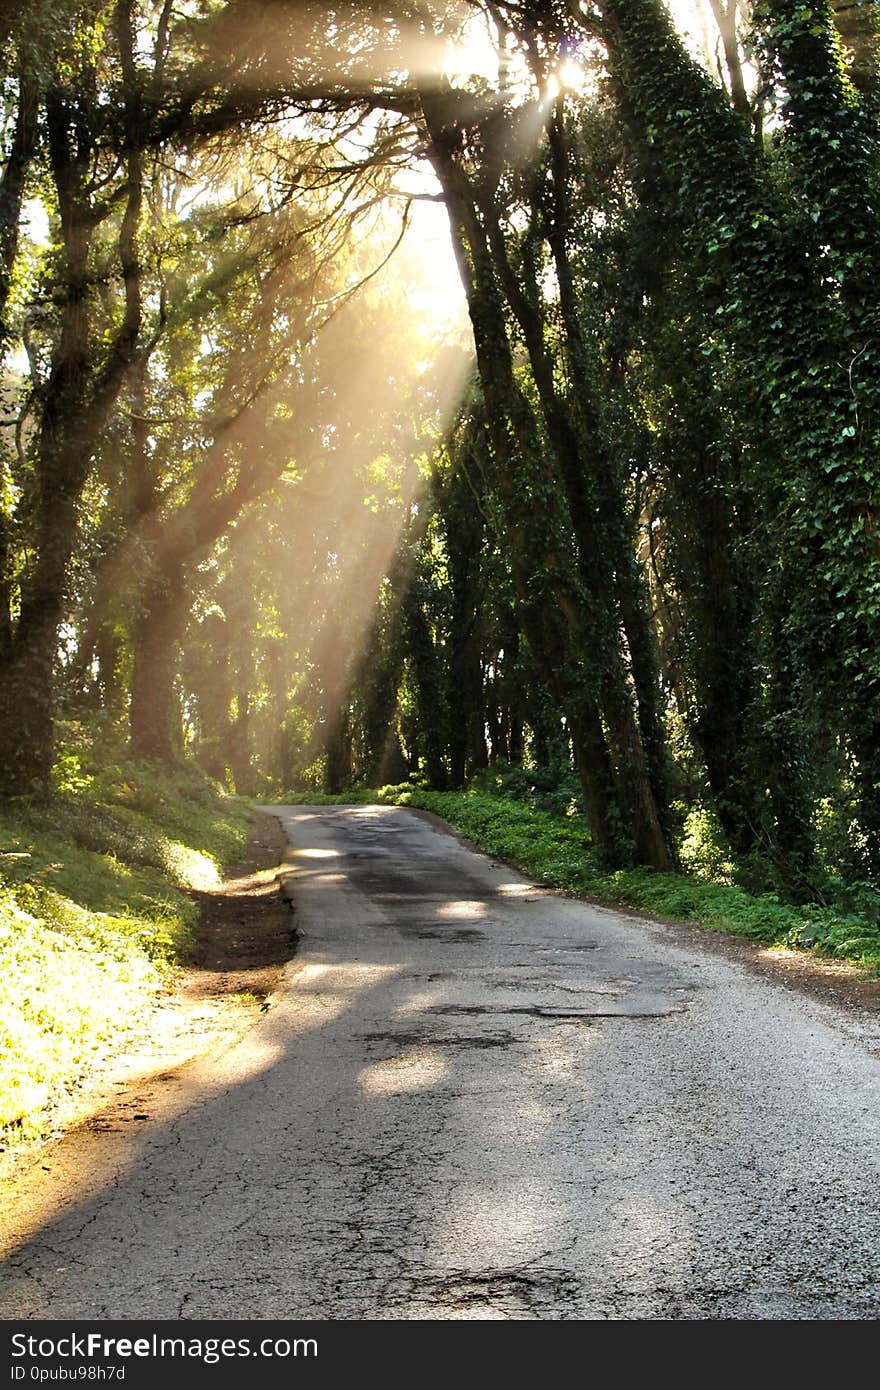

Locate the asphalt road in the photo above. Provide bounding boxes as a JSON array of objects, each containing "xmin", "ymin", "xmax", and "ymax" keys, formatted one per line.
[{"xmin": 2, "ymin": 803, "xmax": 880, "ymax": 1319}]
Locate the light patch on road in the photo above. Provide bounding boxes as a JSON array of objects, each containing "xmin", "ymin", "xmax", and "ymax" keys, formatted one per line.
[
  {"xmin": 394, "ymin": 990, "xmax": 444, "ymax": 1016},
  {"xmin": 280, "ymin": 964, "xmax": 403, "ymax": 1037},
  {"xmin": 297, "ymin": 962, "xmax": 400, "ymax": 993},
  {"xmin": 435, "ymin": 900, "xmax": 487, "ymax": 920},
  {"xmin": 434, "ymin": 1186, "xmax": 559, "ymax": 1260},
  {"xmin": 291, "ymin": 848, "xmax": 340, "ymax": 859},
  {"xmin": 281, "ymin": 992, "xmax": 352, "ymax": 1033},
  {"xmin": 358, "ymin": 1048, "xmax": 448, "ymax": 1095},
  {"xmin": 200, "ymin": 1035, "xmax": 284, "ymax": 1085},
  {"xmin": 294, "ymin": 963, "xmax": 334, "ymax": 983},
  {"xmin": 495, "ymin": 882, "xmax": 538, "ymax": 897}
]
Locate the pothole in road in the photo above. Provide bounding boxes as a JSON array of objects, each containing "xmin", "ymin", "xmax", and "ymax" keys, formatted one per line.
[
  {"xmin": 535, "ymin": 943, "xmax": 600, "ymax": 953},
  {"xmin": 359, "ymin": 1028, "xmax": 518, "ymax": 1050},
  {"xmin": 397, "ymin": 927, "xmax": 486, "ymax": 943},
  {"xmin": 416, "ymin": 1266, "xmax": 580, "ymax": 1314},
  {"xmin": 427, "ymin": 1003, "xmax": 672, "ymax": 1021},
  {"xmin": 359, "ymin": 1005, "xmax": 683, "ymax": 1059}
]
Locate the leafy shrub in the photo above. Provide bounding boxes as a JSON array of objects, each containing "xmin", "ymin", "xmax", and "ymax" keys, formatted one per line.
[{"xmin": 469, "ymin": 760, "xmax": 583, "ymax": 816}]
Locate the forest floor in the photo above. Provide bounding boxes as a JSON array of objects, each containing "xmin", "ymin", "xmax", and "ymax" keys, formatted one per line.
[{"xmin": 0, "ymin": 812, "xmax": 290, "ymax": 1182}]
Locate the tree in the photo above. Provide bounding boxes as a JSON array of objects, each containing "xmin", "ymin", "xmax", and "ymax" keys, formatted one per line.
[{"xmin": 0, "ymin": 0, "xmax": 149, "ymax": 796}]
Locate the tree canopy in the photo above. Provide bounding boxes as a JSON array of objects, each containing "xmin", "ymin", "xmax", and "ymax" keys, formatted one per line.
[{"xmin": 2, "ymin": 0, "xmax": 880, "ymax": 902}]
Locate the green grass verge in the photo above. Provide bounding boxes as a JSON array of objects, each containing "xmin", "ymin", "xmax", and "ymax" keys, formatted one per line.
[
  {"xmin": 0, "ymin": 762, "xmax": 252, "ymax": 1140},
  {"xmin": 281, "ymin": 786, "xmax": 880, "ymax": 976}
]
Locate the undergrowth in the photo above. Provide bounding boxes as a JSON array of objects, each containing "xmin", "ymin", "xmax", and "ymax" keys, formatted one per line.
[
  {"xmin": 281, "ymin": 785, "xmax": 880, "ymax": 976},
  {"xmin": 0, "ymin": 759, "xmax": 252, "ymax": 1142}
]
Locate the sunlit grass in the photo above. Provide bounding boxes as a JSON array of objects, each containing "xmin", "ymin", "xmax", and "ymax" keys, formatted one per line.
[
  {"xmin": 0, "ymin": 762, "xmax": 252, "ymax": 1142},
  {"xmin": 161, "ymin": 842, "xmax": 223, "ymax": 892},
  {"xmin": 0, "ymin": 890, "xmax": 160, "ymax": 1134}
]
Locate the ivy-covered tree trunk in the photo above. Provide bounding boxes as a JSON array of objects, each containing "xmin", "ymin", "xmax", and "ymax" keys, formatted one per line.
[
  {"xmin": 544, "ymin": 101, "xmax": 674, "ymax": 861},
  {"xmin": 649, "ymin": 332, "xmax": 766, "ymax": 859},
  {"xmin": 0, "ymin": 170, "xmax": 111, "ymax": 793},
  {"xmin": 420, "ymin": 76, "xmax": 673, "ymax": 868},
  {"xmin": 0, "ymin": 63, "xmax": 38, "ymax": 350},
  {"xmin": 404, "ymin": 582, "xmax": 448, "ymax": 789},
  {"xmin": 91, "ymin": 620, "xmax": 126, "ymax": 717},
  {"xmin": 324, "ymin": 712, "xmax": 352, "ymax": 795},
  {"xmin": 599, "ymin": 0, "xmax": 880, "ymax": 870},
  {"xmin": 0, "ymin": 145, "xmax": 96, "ymax": 794},
  {"xmin": 359, "ymin": 643, "xmax": 407, "ymax": 785},
  {"xmin": 676, "ymin": 471, "xmax": 760, "ymax": 861},
  {"xmin": 229, "ymin": 679, "xmax": 253, "ymax": 795},
  {"xmin": 350, "ymin": 543, "xmax": 411, "ymax": 785},
  {"xmin": 186, "ymin": 611, "xmax": 234, "ymax": 781},
  {"xmin": 421, "ymin": 104, "xmax": 629, "ymax": 863},
  {"xmin": 441, "ymin": 421, "xmax": 487, "ymax": 789},
  {"xmin": 832, "ymin": 0, "xmax": 879, "ymax": 93}
]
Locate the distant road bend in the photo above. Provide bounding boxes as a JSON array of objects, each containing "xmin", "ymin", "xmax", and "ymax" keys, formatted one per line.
[{"xmin": 2, "ymin": 803, "xmax": 880, "ymax": 1319}]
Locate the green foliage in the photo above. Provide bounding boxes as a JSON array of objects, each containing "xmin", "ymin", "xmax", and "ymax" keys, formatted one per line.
[
  {"xmin": 677, "ymin": 803, "xmax": 737, "ymax": 883},
  {"xmin": 0, "ymin": 753, "xmax": 252, "ymax": 1141},
  {"xmin": 469, "ymin": 760, "xmax": 583, "ymax": 817},
  {"xmin": 0, "ymin": 888, "xmax": 159, "ymax": 1135}
]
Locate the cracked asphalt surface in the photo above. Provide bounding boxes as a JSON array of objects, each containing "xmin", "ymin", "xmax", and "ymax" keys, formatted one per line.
[{"xmin": 2, "ymin": 803, "xmax": 880, "ymax": 1319}]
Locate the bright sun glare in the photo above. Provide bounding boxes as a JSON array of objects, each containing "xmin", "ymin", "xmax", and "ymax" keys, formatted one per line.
[
  {"xmin": 443, "ymin": 13, "xmax": 594, "ymax": 105},
  {"xmin": 403, "ymin": 197, "xmax": 469, "ymax": 330},
  {"xmin": 442, "ymin": 17, "xmax": 499, "ymax": 85},
  {"xmin": 445, "ymin": 2, "xmax": 711, "ymax": 93}
]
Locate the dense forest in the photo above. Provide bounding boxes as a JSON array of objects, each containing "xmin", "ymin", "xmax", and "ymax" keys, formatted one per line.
[{"xmin": 2, "ymin": 0, "xmax": 880, "ymax": 905}]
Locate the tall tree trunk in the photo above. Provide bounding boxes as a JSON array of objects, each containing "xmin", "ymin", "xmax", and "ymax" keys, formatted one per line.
[
  {"xmin": 471, "ymin": 113, "xmax": 670, "ymax": 865},
  {"xmin": 442, "ymin": 425, "xmax": 487, "ymax": 788},
  {"xmin": 229, "ymin": 677, "xmax": 253, "ymax": 794},
  {"xmin": 707, "ymin": 1, "xmax": 752, "ymax": 117},
  {"xmin": 404, "ymin": 586, "xmax": 448, "ymax": 789},
  {"xmin": 832, "ymin": 0, "xmax": 879, "ymax": 94},
  {"xmin": 544, "ymin": 101, "xmax": 674, "ymax": 863},
  {"xmin": 420, "ymin": 90, "xmax": 628, "ymax": 864},
  {"xmin": 129, "ymin": 562, "xmax": 187, "ymax": 762},
  {"xmin": 324, "ymin": 712, "xmax": 352, "ymax": 794}
]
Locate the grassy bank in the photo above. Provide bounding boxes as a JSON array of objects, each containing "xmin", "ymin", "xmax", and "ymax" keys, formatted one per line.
[
  {"xmin": 282, "ymin": 786, "xmax": 880, "ymax": 975},
  {"xmin": 0, "ymin": 763, "xmax": 252, "ymax": 1142}
]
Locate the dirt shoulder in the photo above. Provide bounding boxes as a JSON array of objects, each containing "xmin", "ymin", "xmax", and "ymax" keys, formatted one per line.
[
  {"xmin": 184, "ymin": 809, "xmax": 292, "ymax": 1004},
  {"xmin": 0, "ymin": 810, "xmax": 292, "ymax": 1182}
]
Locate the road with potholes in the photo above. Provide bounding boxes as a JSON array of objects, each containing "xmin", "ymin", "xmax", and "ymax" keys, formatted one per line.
[{"xmin": 2, "ymin": 803, "xmax": 880, "ymax": 1319}]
